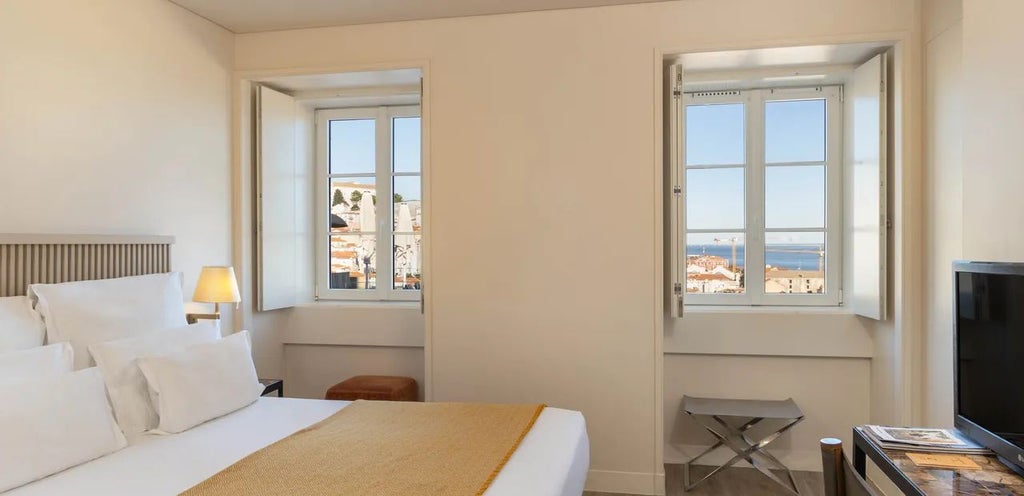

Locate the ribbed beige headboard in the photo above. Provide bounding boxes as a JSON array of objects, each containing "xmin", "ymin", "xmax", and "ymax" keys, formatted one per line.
[{"xmin": 0, "ymin": 234, "xmax": 174, "ymax": 297}]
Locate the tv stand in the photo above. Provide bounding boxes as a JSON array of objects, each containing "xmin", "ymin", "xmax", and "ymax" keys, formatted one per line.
[
  {"xmin": 852, "ymin": 426, "xmax": 1024, "ymax": 495},
  {"xmin": 998, "ymin": 454, "xmax": 1024, "ymax": 480}
]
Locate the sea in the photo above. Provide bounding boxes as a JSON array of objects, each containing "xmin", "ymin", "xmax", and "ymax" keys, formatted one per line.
[{"xmin": 687, "ymin": 244, "xmax": 823, "ymax": 271}]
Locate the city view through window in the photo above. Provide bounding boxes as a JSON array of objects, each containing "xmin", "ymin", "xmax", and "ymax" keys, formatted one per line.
[
  {"xmin": 327, "ymin": 114, "xmax": 422, "ymax": 293},
  {"xmin": 685, "ymin": 94, "xmax": 830, "ymax": 297}
]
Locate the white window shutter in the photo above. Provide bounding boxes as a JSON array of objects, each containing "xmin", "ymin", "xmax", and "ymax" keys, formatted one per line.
[
  {"xmin": 848, "ymin": 54, "xmax": 888, "ymax": 320},
  {"xmin": 255, "ymin": 85, "xmax": 298, "ymax": 311},
  {"xmin": 669, "ymin": 63, "xmax": 685, "ymax": 317}
]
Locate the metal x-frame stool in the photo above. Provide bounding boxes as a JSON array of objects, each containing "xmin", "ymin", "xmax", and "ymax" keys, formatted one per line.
[{"xmin": 680, "ymin": 395, "xmax": 805, "ymax": 495}]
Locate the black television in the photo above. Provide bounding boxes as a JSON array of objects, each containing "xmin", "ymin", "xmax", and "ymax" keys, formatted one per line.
[{"xmin": 954, "ymin": 260, "xmax": 1024, "ymax": 474}]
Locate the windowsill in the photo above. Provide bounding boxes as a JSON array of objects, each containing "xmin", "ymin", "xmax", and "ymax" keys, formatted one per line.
[
  {"xmin": 300, "ymin": 300, "xmax": 420, "ymax": 310},
  {"xmin": 682, "ymin": 304, "xmax": 851, "ymax": 315}
]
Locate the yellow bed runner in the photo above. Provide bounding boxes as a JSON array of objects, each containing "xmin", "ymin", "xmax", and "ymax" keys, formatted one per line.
[{"xmin": 181, "ymin": 400, "xmax": 545, "ymax": 496}]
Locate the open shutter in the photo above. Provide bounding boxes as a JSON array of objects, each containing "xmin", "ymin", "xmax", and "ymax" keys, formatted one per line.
[
  {"xmin": 848, "ymin": 54, "xmax": 888, "ymax": 320},
  {"xmin": 255, "ymin": 84, "xmax": 297, "ymax": 311},
  {"xmin": 669, "ymin": 64, "xmax": 685, "ymax": 317}
]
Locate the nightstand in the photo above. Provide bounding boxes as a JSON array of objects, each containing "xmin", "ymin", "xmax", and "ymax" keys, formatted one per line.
[{"xmin": 259, "ymin": 378, "xmax": 283, "ymax": 397}]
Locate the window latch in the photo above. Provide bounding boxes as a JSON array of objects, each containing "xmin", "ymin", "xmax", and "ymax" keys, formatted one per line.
[{"xmin": 673, "ymin": 185, "xmax": 682, "ymax": 197}]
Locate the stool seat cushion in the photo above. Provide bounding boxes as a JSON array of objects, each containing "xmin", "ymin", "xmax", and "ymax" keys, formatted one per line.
[
  {"xmin": 682, "ymin": 395, "xmax": 803, "ymax": 419},
  {"xmin": 325, "ymin": 375, "xmax": 418, "ymax": 401}
]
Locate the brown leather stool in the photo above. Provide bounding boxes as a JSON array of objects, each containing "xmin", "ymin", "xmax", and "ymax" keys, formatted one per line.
[{"xmin": 325, "ymin": 375, "xmax": 419, "ymax": 401}]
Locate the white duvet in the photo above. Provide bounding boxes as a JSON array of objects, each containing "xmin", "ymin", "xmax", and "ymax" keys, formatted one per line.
[{"xmin": 5, "ymin": 397, "xmax": 589, "ymax": 496}]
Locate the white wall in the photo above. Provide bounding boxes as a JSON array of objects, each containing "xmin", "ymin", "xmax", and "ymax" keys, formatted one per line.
[
  {"xmin": 919, "ymin": 0, "xmax": 1024, "ymax": 432},
  {"xmin": 664, "ymin": 354, "xmax": 870, "ymax": 470},
  {"xmin": 276, "ymin": 304, "xmax": 425, "ymax": 399},
  {"xmin": 961, "ymin": 1, "xmax": 1024, "ymax": 261},
  {"xmin": 284, "ymin": 344, "xmax": 425, "ymax": 399},
  {"xmin": 235, "ymin": 1, "xmax": 916, "ymax": 493},
  {"xmin": 245, "ymin": 307, "xmax": 423, "ymax": 411},
  {"xmin": 0, "ymin": 0, "xmax": 234, "ymax": 323},
  {"xmin": 921, "ymin": 0, "xmax": 962, "ymax": 428},
  {"xmin": 664, "ymin": 311, "xmax": 874, "ymax": 471},
  {"xmin": 664, "ymin": 309, "xmax": 876, "ymax": 470}
]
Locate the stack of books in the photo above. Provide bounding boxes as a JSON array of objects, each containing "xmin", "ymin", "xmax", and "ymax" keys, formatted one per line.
[{"xmin": 861, "ymin": 425, "xmax": 991, "ymax": 455}]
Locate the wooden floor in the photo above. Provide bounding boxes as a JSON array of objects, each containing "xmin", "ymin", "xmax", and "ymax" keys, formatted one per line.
[{"xmin": 584, "ymin": 464, "xmax": 824, "ymax": 496}]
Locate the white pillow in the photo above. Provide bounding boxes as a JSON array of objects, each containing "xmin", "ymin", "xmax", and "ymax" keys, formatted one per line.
[
  {"xmin": 138, "ymin": 331, "xmax": 262, "ymax": 434},
  {"xmin": 89, "ymin": 322, "xmax": 221, "ymax": 437},
  {"xmin": 0, "ymin": 296, "xmax": 46, "ymax": 352},
  {"xmin": 30, "ymin": 272, "xmax": 187, "ymax": 369},
  {"xmin": 0, "ymin": 367, "xmax": 127, "ymax": 492},
  {"xmin": 0, "ymin": 342, "xmax": 73, "ymax": 384}
]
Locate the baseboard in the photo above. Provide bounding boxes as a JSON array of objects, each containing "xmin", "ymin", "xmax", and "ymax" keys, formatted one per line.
[
  {"xmin": 664, "ymin": 444, "xmax": 823, "ymax": 472},
  {"xmin": 585, "ymin": 469, "xmax": 661, "ymax": 495}
]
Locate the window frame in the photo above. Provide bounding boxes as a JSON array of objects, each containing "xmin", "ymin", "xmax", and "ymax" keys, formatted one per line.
[
  {"xmin": 680, "ymin": 86, "xmax": 843, "ymax": 307},
  {"xmin": 314, "ymin": 105, "xmax": 422, "ymax": 302}
]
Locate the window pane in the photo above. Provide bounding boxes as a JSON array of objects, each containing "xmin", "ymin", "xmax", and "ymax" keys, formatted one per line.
[
  {"xmin": 687, "ymin": 167, "xmax": 744, "ymax": 230},
  {"xmin": 329, "ymin": 119, "xmax": 375, "ymax": 174},
  {"xmin": 764, "ymin": 231, "xmax": 825, "ymax": 294},
  {"xmin": 330, "ymin": 177, "xmax": 377, "ymax": 233},
  {"xmin": 765, "ymin": 99, "xmax": 826, "ymax": 163},
  {"xmin": 392, "ymin": 117, "xmax": 421, "ymax": 173},
  {"xmin": 393, "ymin": 176, "xmax": 421, "ymax": 232},
  {"xmin": 765, "ymin": 165, "xmax": 825, "ymax": 229},
  {"xmin": 686, "ymin": 103, "xmax": 745, "ymax": 165},
  {"xmin": 393, "ymin": 234, "xmax": 422, "ymax": 291},
  {"xmin": 685, "ymin": 233, "xmax": 745, "ymax": 294},
  {"xmin": 329, "ymin": 234, "xmax": 377, "ymax": 290}
]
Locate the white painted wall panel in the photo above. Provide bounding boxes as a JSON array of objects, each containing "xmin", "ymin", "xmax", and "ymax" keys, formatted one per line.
[
  {"xmin": 256, "ymin": 85, "xmax": 298, "ymax": 311},
  {"xmin": 849, "ymin": 54, "xmax": 888, "ymax": 321}
]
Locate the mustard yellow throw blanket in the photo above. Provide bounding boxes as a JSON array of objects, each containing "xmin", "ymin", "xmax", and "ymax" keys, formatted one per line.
[{"xmin": 181, "ymin": 400, "xmax": 545, "ymax": 496}]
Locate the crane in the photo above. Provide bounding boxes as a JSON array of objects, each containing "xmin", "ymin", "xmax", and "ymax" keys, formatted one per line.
[{"xmin": 713, "ymin": 237, "xmax": 739, "ymax": 274}]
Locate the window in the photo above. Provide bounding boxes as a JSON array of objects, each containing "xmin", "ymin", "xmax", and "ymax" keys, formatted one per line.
[
  {"xmin": 678, "ymin": 87, "xmax": 842, "ymax": 306},
  {"xmin": 315, "ymin": 106, "xmax": 422, "ymax": 301}
]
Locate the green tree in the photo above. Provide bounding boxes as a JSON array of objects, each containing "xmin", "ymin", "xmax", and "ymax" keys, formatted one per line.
[
  {"xmin": 350, "ymin": 190, "xmax": 363, "ymax": 211},
  {"xmin": 394, "ymin": 193, "xmax": 404, "ymax": 203},
  {"xmin": 332, "ymin": 189, "xmax": 348, "ymax": 207}
]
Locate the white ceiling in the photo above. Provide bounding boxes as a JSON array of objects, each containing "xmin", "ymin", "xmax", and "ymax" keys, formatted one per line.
[
  {"xmin": 679, "ymin": 42, "xmax": 892, "ymax": 73},
  {"xmin": 168, "ymin": 0, "xmax": 673, "ymax": 33}
]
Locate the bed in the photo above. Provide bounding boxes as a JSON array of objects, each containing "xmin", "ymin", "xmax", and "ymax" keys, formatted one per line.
[
  {"xmin": 0, "ymin": 235, "xmax": 590, "ymax": 495},
  {"xmin": 6, "ymin": 398, "xmax": 589, "ymax": 496}
]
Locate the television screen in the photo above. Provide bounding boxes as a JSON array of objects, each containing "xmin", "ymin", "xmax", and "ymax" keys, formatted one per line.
[{"xmin": 956, "ymin": 269, "xmax": 1024, "ymax": 449}]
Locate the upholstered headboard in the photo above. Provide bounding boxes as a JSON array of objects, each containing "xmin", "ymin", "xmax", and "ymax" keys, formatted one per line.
[{"xmin": 0, "ymin": 234, "xmax": 174, "ymax": 297}]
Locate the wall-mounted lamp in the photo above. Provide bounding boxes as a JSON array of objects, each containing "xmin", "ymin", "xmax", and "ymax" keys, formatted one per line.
[{"xmin": 186, "ymin": 266, "xmax": 241, "ymax": 324}]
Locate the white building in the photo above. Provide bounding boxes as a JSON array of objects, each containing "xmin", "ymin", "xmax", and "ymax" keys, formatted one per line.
[{"xmin": 764, "ymin": 269, "xmax": 825, "ymax": 294}]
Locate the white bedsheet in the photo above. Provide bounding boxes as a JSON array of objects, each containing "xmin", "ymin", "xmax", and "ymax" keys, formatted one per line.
[{"xmin": 5, "ymin": 397, "xmax": 589, "ymax": 496}]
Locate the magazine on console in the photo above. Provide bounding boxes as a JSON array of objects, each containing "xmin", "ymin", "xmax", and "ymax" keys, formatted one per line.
[{"xmin": 862, "ymin": 425, "xmax": 991, "ymax": 454}]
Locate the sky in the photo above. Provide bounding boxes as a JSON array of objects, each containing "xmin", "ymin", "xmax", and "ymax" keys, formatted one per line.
[
  {"xmin": 685, "ymin": 99, "xmax": 827, "ymax": 246},
  {"xmin": 329, "ymin": 116, "xmax": 421, "ymax": 203}
]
